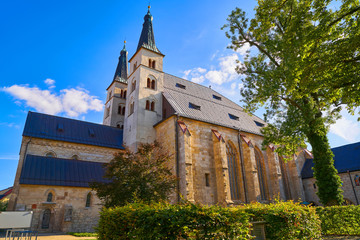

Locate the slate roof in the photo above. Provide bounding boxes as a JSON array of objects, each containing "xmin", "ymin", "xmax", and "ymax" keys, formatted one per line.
[
  {"xmin": 23, "ymin": 111, "xmax": 124, "ymax": 149},
  {"xmin": 113, "ymin": 43, "xmax": 128, "ymax": 83},
  {"xmin": 162, "ymin": 73, "xmax": 266, "ymax": 135},
  {"xmin": 19, "ymin": 155, "xmax": 108, "ymax": 187},
  {"xmin": 301, "ymin": 142, "xmax": 360, "ymax": 179},
  {"xmin": 136, "ymin": 8, "xmax": 162, "ymax": 54}
]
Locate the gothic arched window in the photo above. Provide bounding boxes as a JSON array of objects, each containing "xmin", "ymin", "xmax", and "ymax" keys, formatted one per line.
[
  {"xmin": 120, "ymin": 89, "xmax": 123, "ymax": 98},
  {"xmin": 151, "ymin": 80, "xmax": 155, "ymax": 90},
  {"xmin": 279, "ymin": 156, "xmax": 291, "ymax": 200},
  {"xmin": 118, "ymin": 105, "xmax": 122, "ymax": 115},
  {"xmin": 226, "ymin": 142, "xmax": 241, "ymax": 200},
  {"xmin": 47, "ymin": 192, "xmax": 53, "ymax": 202},
  {"xmin": 123, "ymin": 90, "xmax": 127, "ymax": 99},
  {"xmin": 150, "ymin": 101, "xmax": 155, "ymax": 111},
  {"xmin": 149, "ymin": 59, "xmax": 152, "ymax": 67},
  {"xmin": 147, "ymin": 78, "xmax": 151, "ymax": 88},
  {"xmin": 122, "ymin": 106, "xmax": 125, "ymax": 115},
  {"xmin": 152, "ymin": 61, "xmax": 156, "ymax": 69},
  {"xmin": 255, "ymin": 148, "xmax": 267, "ymax": 201},
  {"xmin": 129, "ymin": 102, "xmax": 134, "ymax": 115},
  {"xmin": 146, "ymin": 100, "xmax": 150, "ymax": 110},
  {"xmin": 131, "ymin": 80, "xmax": 136, "ymax": 92},
  {"xmin": 85, "ymin": 192, "xmax": 91, "ymax": 208}
]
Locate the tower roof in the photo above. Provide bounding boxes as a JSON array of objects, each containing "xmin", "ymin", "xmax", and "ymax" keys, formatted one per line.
[
  {"xmin": 113, "ymin": 41, "xmax": 128, "ymax": 83},
  {"xmin": 136, "ymin": 6, "xmax": 162, "ymax": 54}
]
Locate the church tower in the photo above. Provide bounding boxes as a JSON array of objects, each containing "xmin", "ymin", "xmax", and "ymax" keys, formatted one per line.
[
  {"xmin": 103, "ymin": 42, "xmax": 128, "ymax": 128},
  {"xmin": 124, "ymin": 6, "xmax": 165, "ymax": 150}
]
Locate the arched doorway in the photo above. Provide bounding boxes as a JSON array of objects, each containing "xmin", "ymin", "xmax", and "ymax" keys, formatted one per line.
[{"xmin": 41, "ymin": 209, "xmax": 51, "ymax": 229}]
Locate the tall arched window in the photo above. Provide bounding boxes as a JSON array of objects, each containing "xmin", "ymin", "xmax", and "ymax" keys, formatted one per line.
[
  {"xmin": 47, "ymin": 192, "xmax": 53, "ymax": 202},
  {"xmin": 120, "ymin": 89, "xmax": 123, "ymax": 98},
  {"xmin": 152, "ymin": 61, "xmax": 156, "ymax": 69},
  {"xmin": 131, "ymin": 81, "xmax": 136, "ymax": 92},
  {"xmin": 255, "ymin": 148, "xmax": 267, "ymax": 201},
  {"xmin": 146, "ymin": 100, "xmax": 150, "ymax": 110},
  {"xmin": 151, "ymin": 80, "xmax": 155, "ymax": 90},
  {"xmin": 150, "ymin": 101, "xmax": 155, "ymax": 111},
  {"xmin": 118, "ymin": 105, "xmax": 122, "ymax": 114},
  {"xmin": 279, "ymin": 156, "xmax": 291, "ymax": 200},
  {"xmin": 123, "ymin": 90, "xmax": 127, "ymax": 99},
  {"xmin": 129, "ymin": 102, "xmax": 134, "ymax": 115},
  {"xmin": 149, "ymin": 59, "xmax": 152, "ymax": 67},
  {"xmin": 226, "ymin": 142, "xmax": 241, "ymax": 200},
  {"xmin": 147, "ymin": 78, "xmax": 151, "ymax": 88},
  {"xmin": 133, "ymin": 63, "xmax": 137, "ymax": 72},
  {"xmin": 122, "ymin": 106, "xmax": 125, "ymax": 115},
  {"xmin": 85, "ymin": 192, "xmax": 91, "ymax": 207}
]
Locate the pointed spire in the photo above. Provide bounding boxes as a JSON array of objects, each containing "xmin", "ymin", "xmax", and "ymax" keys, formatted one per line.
[
  {"xmin": 136, "ymin": 6, "xmax": 162, "ymax": 54},
  {"xmin": 113, "ymin": 41, "xmax": 128, "ymax": 83}
]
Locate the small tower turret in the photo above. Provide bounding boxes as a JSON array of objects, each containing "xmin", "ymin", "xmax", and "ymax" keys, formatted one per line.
[{"xmin": 103, "ymin": 41, "xmax": 128, "ymax": 128}]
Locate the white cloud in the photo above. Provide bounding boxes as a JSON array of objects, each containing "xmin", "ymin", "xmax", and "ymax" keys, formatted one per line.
[
  {"xmin": 183, "ymin": 53, "xmax": 242, "ymax": 86},
  {"xmin": 183, "ymin": 67, "xmax": 207, "ymax": 84},
  {"xmin": 0, "ymin": 122, "xmax": 20, "ymax": 129},
  {"xmin": 2, "ymin": 84, "xmax": 103, "ymax": 118},
  {"xmin": 0, "ymin": 155, "xmax": 19, "ymax": 160},
  {"xmin": 330, "ymin": 116, "xmax": 360, "ymax": 142},
  {"xmin": 236, "ymin": 42, "xmax": 251, "ymax": 56},
  {"xmin": 44, "ymin": 78, "xmax": 55, "ymax": 86}
]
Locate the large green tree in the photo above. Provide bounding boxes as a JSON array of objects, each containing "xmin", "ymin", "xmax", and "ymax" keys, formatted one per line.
[
  {"xmin": 223, "ymin": 0, "xmax": 360, "ymax": 205},
  {"xmin": 90, "ymin": 141, "xmax": 176, "ymax": 207}
]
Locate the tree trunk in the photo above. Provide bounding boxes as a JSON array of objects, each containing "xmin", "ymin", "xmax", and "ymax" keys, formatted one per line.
[{"xmin": 306, "ymin": 116, "xmax": 343, "ymax": 205}]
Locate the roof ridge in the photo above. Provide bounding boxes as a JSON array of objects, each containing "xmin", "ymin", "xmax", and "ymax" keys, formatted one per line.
[{"xmin": 28, "ymin": 111, "xmax": 122, "ymax": 130}]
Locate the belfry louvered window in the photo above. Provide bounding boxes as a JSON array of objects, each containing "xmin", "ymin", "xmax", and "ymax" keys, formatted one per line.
[{"xmin": 226, "ymin": 142, "xmax": 241, "ymax": 200}]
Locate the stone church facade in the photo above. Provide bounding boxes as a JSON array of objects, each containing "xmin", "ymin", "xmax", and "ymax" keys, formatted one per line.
[{"xmin": 8, "ymin": 8, "xmax": 307, "ymax": 232}]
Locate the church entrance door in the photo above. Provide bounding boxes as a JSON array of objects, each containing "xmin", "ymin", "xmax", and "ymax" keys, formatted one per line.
[{"xmin": 41, "ymin": 209, "xmax": 51, "ymax": 229}]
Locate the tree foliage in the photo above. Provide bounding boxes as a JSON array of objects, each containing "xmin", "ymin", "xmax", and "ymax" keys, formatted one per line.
[
  {"xmin": 90, "ymin": 141, "xmax": 176, "ymax": 208},
  {"xmin": 223, "ymin": 0, "xmax": 360, "ymax": 205}
]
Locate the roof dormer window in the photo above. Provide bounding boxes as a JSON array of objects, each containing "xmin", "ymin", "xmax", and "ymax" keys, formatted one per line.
[
  {"xmin": 176, "ymin": 83, "xmax": 186, "ymax": 89},
  {"xmin": 213, "ymin": 95, "xmax": 222, "ymax": 101},
  {"xmin": 88, "ymin": 128, "xmax": 95, "ymax": 137},
  {"xmin": 57, "ymin": 123, "xmax": 64, "ymax": 132},
  {"xmin": 229, "ymin": 114, "xmax": 239, "ymax": 120},
  {"xmin": 189, "ymin": 102, "xmax": 201, "ymax": 110},
  {"xmin": 254, "ymin": 121, "xmax": 265, "ymax": 127}
]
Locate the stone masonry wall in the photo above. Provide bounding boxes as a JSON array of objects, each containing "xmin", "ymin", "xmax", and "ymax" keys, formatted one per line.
[
  {"xmin": 8, "ymin": 137, "xmax": 122, "ymax": 232},
  {"xmin": 156, "ymin": 116, "xmax": 303, "ymax": 205},
  {"xmin": 303, "ymin": 170, "xmax": 360, "ymax": 205}
]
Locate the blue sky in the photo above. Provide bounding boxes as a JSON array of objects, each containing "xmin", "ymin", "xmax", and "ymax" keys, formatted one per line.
[{"xmin": 0, "ymin": 0, "xmax": 359, "ymax": 190}]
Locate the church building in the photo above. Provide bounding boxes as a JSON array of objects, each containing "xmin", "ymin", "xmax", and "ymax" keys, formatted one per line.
[{"xmin": 7, "ymin": 7, "xmax": 307, "ymax": 232}]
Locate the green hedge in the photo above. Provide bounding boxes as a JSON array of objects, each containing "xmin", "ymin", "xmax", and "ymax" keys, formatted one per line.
[
  {"xmin": 243, "ymin": 201, "xmax": 321, "ymax": 240},
  {"xmin": 96, "ymin": 201, "xmax": 321, "ymax": 240},
  {"xmin": 316, "ymin": 205, "xmax": 360, "ymax": 236}
]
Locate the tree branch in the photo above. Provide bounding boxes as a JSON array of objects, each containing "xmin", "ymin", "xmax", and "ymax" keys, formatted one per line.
[{"xmin": 328, "ymin": 6, "xmax": 360, "ymax": 28}]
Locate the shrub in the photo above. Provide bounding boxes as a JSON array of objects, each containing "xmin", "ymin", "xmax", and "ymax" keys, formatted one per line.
[
  {"xmin": 97, "ymin": 201, "xmax": 323, "ymax": 240},
  {"xmin": 0, "ymin": 200, "xmax": 8, "ymax": 211},
  {"xmin": 316, "ymin": 205, "xmax": 360, "ymax": 236},
  {"xmin": 242, "ymin": 201, "xmax": 322, "ymax": 240},
  {"xmin": 96, "ymin": 202, "xmax": 252, "ymax": 240}
]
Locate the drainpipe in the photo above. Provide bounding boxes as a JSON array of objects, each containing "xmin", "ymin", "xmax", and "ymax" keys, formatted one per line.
[
  {"xmin": 175, "ymin": 115, "xmax": 180, "ymax": 203},
  {"xmin": 237, "ymin": 130, "xmax": 248, "ymax": 203},
  {"xmin": 347, "ymin": 170, "xmax": 359, "ymax": 205}
]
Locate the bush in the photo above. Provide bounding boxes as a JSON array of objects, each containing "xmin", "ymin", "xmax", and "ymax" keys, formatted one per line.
[
  {"xmin": 0, "ymin": 200, "xmax": 8, "ymax": 211},
  {"xmin": 97, "ymin": 201, "xmax": 322, "ymax": 240},
  {"xmin": 97, "ymin": 202, "xmax": 251, "ymax": 240},
  {"xmin": 316, "ymin": 205, "xmax": 360, "ymax": 236},
  {"xmin": 243, "ymin": 201, "xmax": 321, "ymax": 240}
]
